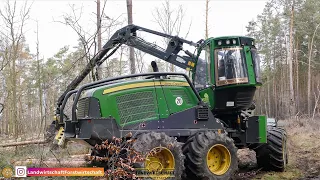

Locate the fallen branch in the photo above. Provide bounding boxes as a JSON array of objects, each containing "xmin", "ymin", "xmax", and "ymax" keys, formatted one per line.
[{"xmin": 0, "ymin": 140, "xmax": 48, "ymax": 147}]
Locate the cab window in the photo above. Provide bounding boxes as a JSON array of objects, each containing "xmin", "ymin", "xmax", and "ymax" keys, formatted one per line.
[
  {"xmin": 215, "ymin": 47, "xmax": 248, "ymax": 86},
  {"xmin": 194, "ymin": 44, "xmax": 211, "ymax": 89}
]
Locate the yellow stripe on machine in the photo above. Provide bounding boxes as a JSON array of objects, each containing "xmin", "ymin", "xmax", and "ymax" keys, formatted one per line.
[{"xmin": 103, "ymin": 81, "xmax": 190, "ymax": 94}]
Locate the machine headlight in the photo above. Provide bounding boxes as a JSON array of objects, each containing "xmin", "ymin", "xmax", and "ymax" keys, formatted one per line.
[
  {"xmin": 226, "ymin": 40, "xmax": 230, "ymax": 45},
  {"xmin": 218, "ymin": 41, "xmax": 222, "ymax": 45},
  {"xmin": 233, "ymin": 39, "xmax": 236, "ymax": 44}
]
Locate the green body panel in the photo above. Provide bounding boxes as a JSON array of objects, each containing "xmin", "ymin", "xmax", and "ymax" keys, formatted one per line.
[
  {"xmin": 258, "ymin": 115, "xmax": 267, "ymax": 143},
  {"xmin": 95, "ymin": 86, "xmax": 159, "ymax": 126},
  {"xmin": 244, "ymin": 46, "xmax": 256, "ymax": 85},
  {"xmin": 154, "ymin": 87, "xmax": 169, "ymax": 118},
  {"xmin": 210, "ymin": 39, "xmax": 216, "ymax": 85},
  {"xmin": 161, "ymin": 86, "xmax": 198, "ymax": 114},
  {"xmin": 215, "ymin": 83, "xmax": 258, "ymax": 90},
  {"xmin": 89, "ymin": 79, "xmax": 199, "ymax": 127},
  {"xmin": 221, "ymin": 82, "xmax": 262, "ymax": 88}
]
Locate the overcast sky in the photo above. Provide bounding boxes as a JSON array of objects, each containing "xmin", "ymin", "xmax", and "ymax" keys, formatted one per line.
[{"xmin": 8, "ymin": 0, "xmax": 268, "ymax": 59}]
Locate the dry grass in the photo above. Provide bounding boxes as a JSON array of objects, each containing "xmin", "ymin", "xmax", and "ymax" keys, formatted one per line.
[
  {"xmin": 253, "ymin": 117, "xmax": 320, "ymax": 180},
  {"xmin": 286, "ymin": 118, "xmax": 320, "ymax": 178}
]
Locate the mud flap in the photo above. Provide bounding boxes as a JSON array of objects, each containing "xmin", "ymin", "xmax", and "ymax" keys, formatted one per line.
[
  {"xmin": 65, "ymin": 119, "xmax": 93, "ymax": 139},
  {"xmin": 246, "ymin": 116, "xmax": 267, "ymax": 144},
  {"xmin": 64, "ymin": 120, "xmax": 76, "ymax": 138}
]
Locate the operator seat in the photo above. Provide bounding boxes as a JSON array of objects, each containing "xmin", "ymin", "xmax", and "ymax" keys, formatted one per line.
[
  {"xmin": 225, "ymin": 55, "xmax": 236, "ymax": 79},
  {"xmin": 218, "ymin": 59, "xmax": 226, "ymax": 78}
]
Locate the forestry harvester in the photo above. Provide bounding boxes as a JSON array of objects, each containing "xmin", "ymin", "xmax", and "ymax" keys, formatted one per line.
[{"xmin": 47, "ymin": 24, "xmax": 288, "ymax": 179}]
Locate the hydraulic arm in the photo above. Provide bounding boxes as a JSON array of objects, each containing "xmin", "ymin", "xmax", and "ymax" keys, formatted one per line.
[{"xmin": 55, "ymin": 24, "xmax": 202, "ymax": 118}]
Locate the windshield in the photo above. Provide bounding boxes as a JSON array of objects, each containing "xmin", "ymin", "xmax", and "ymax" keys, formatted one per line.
[
  {"xmin": 215, "ymin": 47, "xmax": 248, "ymax": 86},
  {"xmin": 251, "ymin": 49, "xmax": 262, "ymax": 83}
]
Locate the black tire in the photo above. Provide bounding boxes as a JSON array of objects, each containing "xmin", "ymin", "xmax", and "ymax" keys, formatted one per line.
[
  {"xmin": 132, "ymin": 132, "xmax": 185, "ymax": 180},
  {"xmin": 182, "ymin": 131, "xmax": 238, "ymax": 180},
  {"xmin": 253, "ymin": 126, "xmax": 288, "ymax": 171}
]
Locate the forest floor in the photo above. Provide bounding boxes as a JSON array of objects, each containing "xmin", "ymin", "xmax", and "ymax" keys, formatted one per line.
[
  {"xmin": 0, "ymin": 118, "xmax": 319, "ymax": 180},
  {"xmin": 236, "ymin": 118, "xmax": 320, "ymax": 180}
]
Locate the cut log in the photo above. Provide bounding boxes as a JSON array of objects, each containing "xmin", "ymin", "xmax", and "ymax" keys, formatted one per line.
[
  {"xmin": 13, "ymin": 154, "xmax": 90, "ymax": 167},
  {"xmin": 0, "ymin": 140, "xmax": 48, "ymax": 147},
  {"xmin": 13, "ymin": 159, "xmax": 88, "ymax": 167}
]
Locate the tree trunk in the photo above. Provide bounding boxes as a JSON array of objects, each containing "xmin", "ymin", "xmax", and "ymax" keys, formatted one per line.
[
  {"xmin": 0, "ymin": 140, "xmax": 47, "ymax": 147},
  {"xmin": 14, "ymin": 154, "xmax": 90, "ymax": 167},
  {"xmin": 126, "ymin": 0, "xmax": 135, "ymax": 74},
  {"xmin": 295, "ymin": 38, "xmax": 299, "ymax": 113},
  {"xmin": 36, "ymin": 21, "xmax": 43, "ymax": 136},
  {"xmin": 119, "ymin": 47, "xmax": 124, "ymax": 75},
  {"xmin": 307, "ymin": 23, "xmax": 320, "ymax": 115},
  {"xmin": 204, "ymin": 0, "xmax": 210, "ymax": 71},
  {"xmin": 97, "ymin": 0, "xmax": 101, "ymax": 52},
  {"xmin": 12, "ymin": 46, "xmax": 17, "ymax": 138},
  {"xmin": 95, "ymin": 0, "xmax": 103, "ymax": 80},
  {"xmin": 205, "ymin": 0, "xmax": 209, "ymax": 39},
  {"xmin": 288, "ymin": 2, "xmax": 295, "ymax": 116},
  {"xmin": 267, "ymin": 75, "xmax": 271, "ymax": 117}
]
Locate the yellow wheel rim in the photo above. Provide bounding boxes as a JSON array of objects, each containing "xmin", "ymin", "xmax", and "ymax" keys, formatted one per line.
[
  {"xmin": 145, "ymin": 147, "xmax": 174, "ymax": 170},
  {"xmin": 145, "ymin": 147, "xmax": 175, "ymax": 179},
  {"xmin": 206, "ymin": 144, "xmax": 231, "ymax": 175}
]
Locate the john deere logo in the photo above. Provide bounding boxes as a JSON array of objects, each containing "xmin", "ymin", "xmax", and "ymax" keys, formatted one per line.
[{"xmin": 175, "ymin": 97, "xmax": 183, "ymax": 106}]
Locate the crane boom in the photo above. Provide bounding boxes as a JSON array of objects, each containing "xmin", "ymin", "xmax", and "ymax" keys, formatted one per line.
[{"xmin": 56, "ymin": 24, "xmax": 202, "ymax": 114}]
